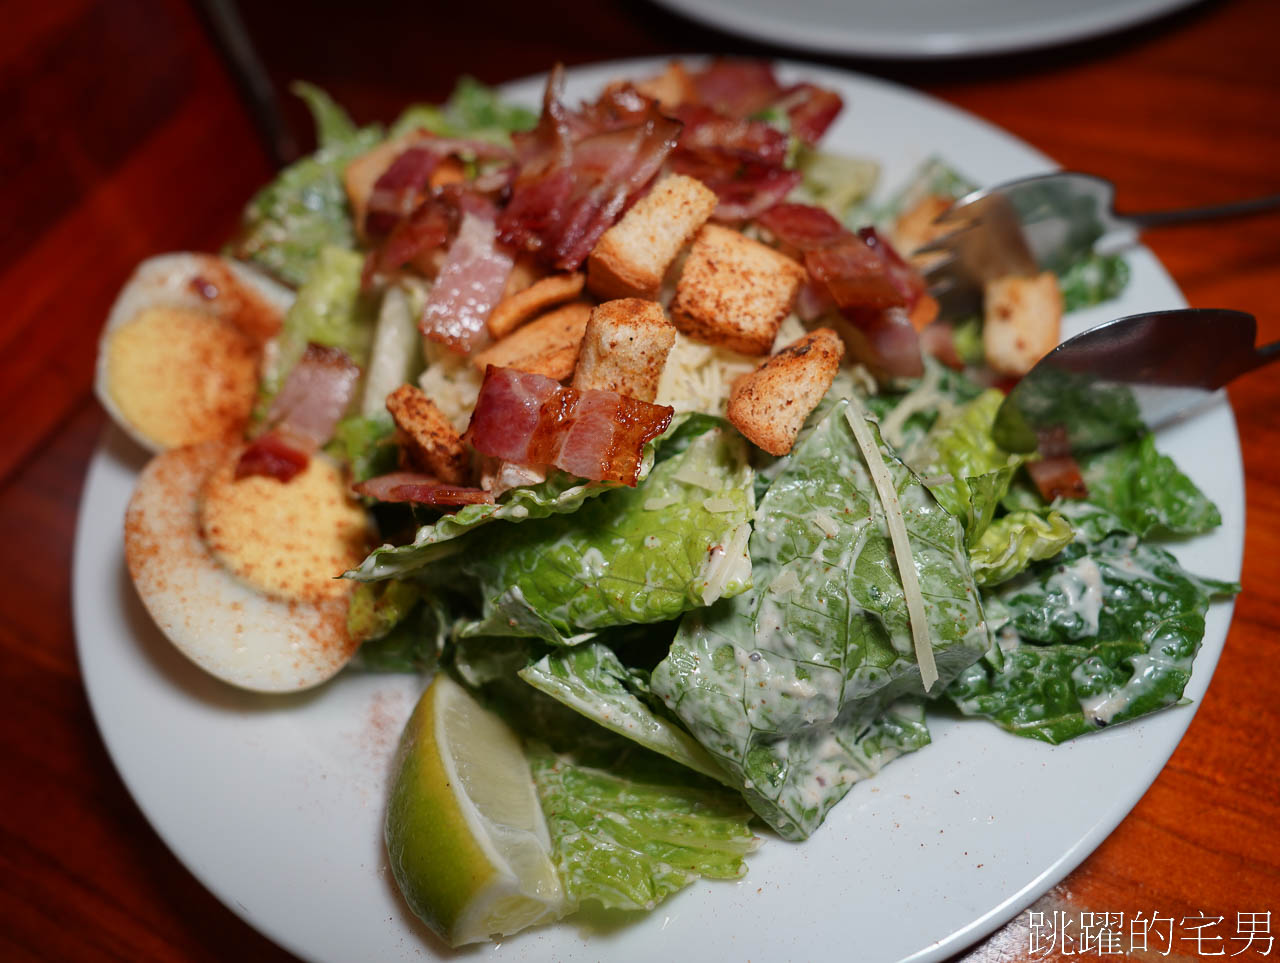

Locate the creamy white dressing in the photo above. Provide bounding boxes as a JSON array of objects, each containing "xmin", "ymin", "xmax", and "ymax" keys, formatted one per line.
[{"xmin": 1047, "ymin": 556, "xmax": 1105, "ymax": 637}]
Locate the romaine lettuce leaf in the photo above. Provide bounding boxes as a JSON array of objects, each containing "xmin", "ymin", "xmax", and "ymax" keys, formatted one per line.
[
  {"xmin": 1058, "ymin": 251, "xmax": 1130, "ymax": 312},
  {"xmin": 520, "ymin": 644, "xmax": 729, "ymax": 784},
  {"xmin": 907, "ymin": 389, "xmax": 1025, "ymax": 542},
  {"xmin": 948, "ymin": 535, "xmax": 1238, "ymax": 743},
  {"xmin": 257, "ymin": 246, "xmax": 377, "ymax": 413},
  {"xmin": 528, "ymin": 744, "xmax": 758, "ymax": 913},
  {"xmin": 651, "ymin": 401, "xmax": 987, "ymax": 838},
  {"xmin": 1078, "ymin": 433, "xmax": 1222, "ymax": 537},
  {"xmin": 328, "ymin": 411, "xmax": 398, "ymax": 484},
  {"xmin": 229, "ymin": 91, "xmax": 382, "ymax": 287},
  {"xmin": 456, "ymin": 426, "xmax": 755, "ymax": 644},
  {"xmin": 391, "ymin": 76, "xmax": 537, "ymax": 143},
  {"xmin": 347, "ymin": 581, "xmax": 448, "ymax": 674},
  {"xmin": 348, "ymin": 415, "xmax": 723, "ymax": 581},
  {"xmin": 970, "ymin": 510, "xmax": 1075, "ymax": 587},
  {"xmin": 290, "ymin": 81, "xmax": 359, "ymax": 148}
]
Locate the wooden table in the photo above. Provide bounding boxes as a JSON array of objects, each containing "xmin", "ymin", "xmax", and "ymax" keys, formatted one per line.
[{"xmin": 2, "ymin": 0, "xmax": 1276, "ymax": 959}]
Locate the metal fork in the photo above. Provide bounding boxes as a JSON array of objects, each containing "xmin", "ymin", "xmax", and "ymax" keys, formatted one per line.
[{"xmin": 917, "ymin": 172, "xmax": 1280, "ymax": 316}]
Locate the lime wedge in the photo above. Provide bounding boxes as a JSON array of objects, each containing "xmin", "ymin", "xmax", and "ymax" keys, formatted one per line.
[{"xmin": 386, "ymin": 673, "xmax": 566, "ymax": 946}]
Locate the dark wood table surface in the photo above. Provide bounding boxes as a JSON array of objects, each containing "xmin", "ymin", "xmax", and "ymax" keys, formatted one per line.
[{"xmin": 3, "ymin": 0, "xmax": 1277, "ymax": 959}]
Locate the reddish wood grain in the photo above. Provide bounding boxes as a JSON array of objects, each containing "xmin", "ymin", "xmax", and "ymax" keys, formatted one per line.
[{"xmin": 0, "ymin": 0, "xmax": 1276, "ymax": 960}]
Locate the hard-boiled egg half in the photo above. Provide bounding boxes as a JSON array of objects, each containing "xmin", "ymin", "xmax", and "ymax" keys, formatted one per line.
[
  {"xmin": 95, "ymin": 253, "xmax": 293, "ymax": 452},
  {"xmin": 124, "ymin": 439, "xmax": 374, "ymax": 692},
  {"xmin": 104, "ymin": 253, "xmax": 374, "ymax": 692}
]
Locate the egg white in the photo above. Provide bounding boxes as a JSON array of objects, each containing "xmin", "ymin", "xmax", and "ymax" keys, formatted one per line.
[
  {"xmin": 124, "ymin": 440, "xmax": 361, "ymax": 693},
  {"xmin": 95, "ymin": 253, "xmax": 294, "ymax": 453}
]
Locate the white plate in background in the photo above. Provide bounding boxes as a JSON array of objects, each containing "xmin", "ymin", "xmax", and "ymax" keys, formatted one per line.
[{"xmin": 652, "ymin": 0, "xmax": 1200, "ymax": 58}]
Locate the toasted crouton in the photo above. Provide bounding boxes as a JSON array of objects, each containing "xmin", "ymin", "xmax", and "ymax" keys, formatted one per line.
[
  {"xmin": 487, "ymin": 273, "xmax": 586, "ymax": 339},
  {"xmin": 634, "ymin": 61, "xmax": 697, "ymax": 110},
  {"xmin": 471, "ymin": 302, "xmax": 593, "ymax": 380},
  {"xmin": 671, "ymin": 225, "xmax": 807, "ymax": 355},
  {"xmin": 572, "ymin": 299, "xmax": 676, "ymax": 402},
  {"xmin": 588, "ymin": 174, "xmax": 718, "ymax": 300},
  {"xmin": 385, "ymin": 384, "xmax": 469, "ymax": 484},
  {"xmin": 983, "ymin": 272, "xmax": 1063, "ymax": 376},
  {"xmin": 727, "ymin": 328, "xmax": 845, "ymax": 456}
]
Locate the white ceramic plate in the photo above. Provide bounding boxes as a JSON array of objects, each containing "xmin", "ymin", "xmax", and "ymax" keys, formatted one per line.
[
  {"xmin": 652, "ymin": 0, "xmax": 1199, "ymax": 58},
  {"xmin": 74, "ymin": 60, "xmax": 1242, "ymax": 963}
]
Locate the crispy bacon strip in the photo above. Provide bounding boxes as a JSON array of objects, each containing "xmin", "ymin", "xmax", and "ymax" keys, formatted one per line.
[
  {"xmin": 236, "ymin": 344, "xmax": 360, "ymax": 481},
  {"xmin": 464, "ymin": 366, "xmax": 673, "ymax": 486},
  {"xmin": 759, "ymin": 203, "xmax": 928, "ymax": 378},
  {"xmin": 353, "ymin": 472, "xmax": 494, "ymax": 506},
  {"xmin": 420, "ymin": 196, "xmax": 514, "ymax": 354},
  {"xmin": 1026, "ymin": 456, "xmax": 1089, "ymax": 502},
  {"xmin": 364, "ymin": 147, "xmax": 441, "ymax": 237},
  {"xmin": 498, "ymin": 68, "xmax": 682, "ymax": 271}
]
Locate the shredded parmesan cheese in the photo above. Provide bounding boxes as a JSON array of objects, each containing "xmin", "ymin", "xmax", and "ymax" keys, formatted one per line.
[
  {"xmin": 843, "ymin": 400, "xmax": 939, "ymax": 692},
  {"xmin": 813, "ymin": 512, "xmax": 841, "ymax": 537},
  {"xmin": 643, "ymin": 495, "xmax": 680, "ymax": 511},
  {"xmin": 702, "ymin": 496, "xmax": 739, "ymax": 513}
]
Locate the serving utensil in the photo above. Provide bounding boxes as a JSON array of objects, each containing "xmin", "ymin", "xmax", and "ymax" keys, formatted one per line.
[
  {"xmin": 918, "ymin": 172, "xmax": 1280, "ymax": 314},
  {"xmin": 991, "ymin": 308, "xmax": 1279, "ymax": 454}
]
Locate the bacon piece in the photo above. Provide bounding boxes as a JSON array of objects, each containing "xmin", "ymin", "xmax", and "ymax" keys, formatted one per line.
[
  {"xmin": 234, "ymin": 433, "xmax": 309, "ymax": 483},
  {"xmin": 777, "ymin": 83, "xmax": 843, "ymax": 144},
  {"xmin": 758, "ymin": 203, "xmax": 927, "ymax": 378},
  {"xmin": 364, "ymin": 147, "xmax": 441, "ymax": 237},
  {"xmin": 235, "ymin": 344, "xmax": 360, "ymax": 481},
  {"xmin": 420, "ymin": 197, "xmax": 515, "ymax": 354},
  {"xmin": 498, "ymin": 68, "xmax": 682, "ymax": 271},
  {"xmin": 465, "ymin": 366, "xmax": 673, "ymax": 486},
  {"xmin": 353, "ymin": 471, "xmax": 495, "ymax": 506},
  {"xmin": 363, "ymin": 194, "xmax": 457, "ymax": 286},
  {"xmin": 688, "ymin": 59, "xmax": 783, "ymax": 118},
  {"xmin": 1026, "ymin": 455, "xmax": 1089, "ymax": 502}
]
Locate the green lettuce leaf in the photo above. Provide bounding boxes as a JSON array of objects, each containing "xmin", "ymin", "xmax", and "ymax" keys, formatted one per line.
[
  {"xmin": 1078, "ymin": 433, "xmax": 1222, "ymax": 537},
  {"xmin": 520, "ymin": 643, "xmax": 729, "ymax": 784},
  {"xmin": 229, "ymin": 92, "xmax": 382, "ymax": 287},
  {"xmin": 651, "ymin": 400, "xmax": 987, "ymax": 839},
  {"xmin": 907, "ymin": 389, "xmax": 1025, "ymax": 542},
  {"xmin": 1058, "ymin": 251, "xmax": 1131, "ymax": 312},
  {"xmin": 346, "ymin": 581, "xmax": 448, "ymax": 673},
  {"xmin": 457, "ymin": 426, "xmax": 755, "ymax": 644},
  {"xmin": 792, "ymin": 147, "xmax": 880, "ymax": 220},
  {"xmin": 290, "ymin": 81, "xmax": 359, "ymax": 148},
  {"xmin": 947, "ymin": 535, "xmax": 1238, "ymax": 743},
  {"xmin": 327, "ymin": 412, "xmax": 398, "ymax": 484},
  {"xmin": 970, "ymin": 510, "xmax": 1075, "ymax": 586},
  {"xmin": 257, "ymin": 246, "xmax": 377, "ymax": 413},
  {"xmin": 391, "ymin": 76, "xmax": 537, "ymax": 143},
  {"xmin": 528, "ymin": 744, "xmax": 757, "ymax": 913},
  {"xmin": 349, "ymin": 415, "xmax": 723, "ymax": 582}
]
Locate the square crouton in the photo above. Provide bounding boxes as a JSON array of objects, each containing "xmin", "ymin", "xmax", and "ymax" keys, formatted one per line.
[
  {"xmin": 982, "ymin": 272, "xmax": 1063, "ymax": 376},
  {"xmin": 670, "ymin": 225, "xmax": 807, "ymax": 355},
  {"xmin": 471, "ymin": 302, "xmax": 593, "ymax": 381},
  {"xmin": 588, "ymin": 174, "xmax": 718, "ymax": 301},
  {"xmin": 727, "ymin": 328, "xmax": 845, "ymax": 456},
  {"xmin": 385, "ymin": 384, "xmax": 470, "ymax": 484},
  {"xmin": 572, "ymin": 299, "xmax": 676, "ymax": 402},
  {"xmin": 487, "ymin": 273, "xmax": 586, "ymax": 339}
]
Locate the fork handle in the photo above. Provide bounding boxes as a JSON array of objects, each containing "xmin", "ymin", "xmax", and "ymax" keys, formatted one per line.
[{"xmin": 1124, "ymin": 192, "xmax": 1280, "ymax": 230}]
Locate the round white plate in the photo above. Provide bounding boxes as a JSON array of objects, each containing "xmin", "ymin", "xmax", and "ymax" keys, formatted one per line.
[
  {"xmin": 652, "ymin": 0, "xmax": 1200, "ymax": 58},
  {"xmin": 74, "ymin": 60, "xmax": 1242, "ymax": 963}
]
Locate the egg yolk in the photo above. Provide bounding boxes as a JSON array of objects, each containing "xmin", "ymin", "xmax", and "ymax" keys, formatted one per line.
[
  {"xmin": 105, "ymin": 306, "xmax": 259, "ymax": 449},
  {"xmin": 199, "ymin": 450, "xmax": 371, "ymax": 603}
]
